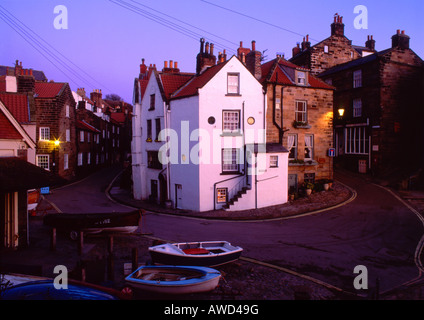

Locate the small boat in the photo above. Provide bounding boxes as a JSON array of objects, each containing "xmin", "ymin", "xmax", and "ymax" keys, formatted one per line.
[
  {"xmin": 43, "ymin": 210, "xmax": 142, "ymax": 238},
  {"xmin": 0, "ymin": 278, "xmax": 130, "ymax": 300},
  {"xmin": 125, "ymin": 265, "xmax": 221, "ymax": 295},
  {"xmin": 149, "ymin": 241, "xmax": 243, "ymax": 267},
  {"xmin": 27, "ymin": 189, "xmax": 40, "ymax": 215}
]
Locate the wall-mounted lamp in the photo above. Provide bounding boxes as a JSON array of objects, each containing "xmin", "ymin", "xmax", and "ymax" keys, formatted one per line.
[
  {"xmin": 54, "ymin": 140, "xmax": 61, "ymax": 147},
  {"xmin": 338, "ymin": 108, "xmax": 345, "ymax": 118}
]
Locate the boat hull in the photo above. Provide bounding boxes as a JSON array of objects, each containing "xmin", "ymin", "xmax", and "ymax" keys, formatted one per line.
[
  {"xmin": 149, "ymin": 241, "xmax": 243, "ymax": 267},
  {"xmin": 125, "ymin": 265, "xmax": 221, "ymax": 295}
]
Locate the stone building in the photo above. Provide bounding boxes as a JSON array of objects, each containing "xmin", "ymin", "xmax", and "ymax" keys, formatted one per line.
[
  {"xmin": 290, "ymin": 13, "xmax": 375, "ymax": 76},
  {"xmin": 238, "ymin": 41, "xmax": 335, "ymax": 191},
  {"xmin": 319, "ymin": 30, "xmax": 424, "ymax": 181}
]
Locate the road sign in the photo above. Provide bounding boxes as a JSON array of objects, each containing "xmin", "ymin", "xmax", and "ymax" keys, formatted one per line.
[
  {"xmin": 328, "ymin": 148, "xmax": 336, "ymax": 158},
  {"xmin": 40, "ymin": 187, "xmax": 50, "ymax": 195}
]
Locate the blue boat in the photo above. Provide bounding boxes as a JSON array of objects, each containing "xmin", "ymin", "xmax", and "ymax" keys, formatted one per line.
[
  {"xmin": 0, "ymin": 280, "xmax": 128, "ymax": 300},
  {"xmin": 125, "ymin": 265, "xmax": 221, "ymax": 294}
]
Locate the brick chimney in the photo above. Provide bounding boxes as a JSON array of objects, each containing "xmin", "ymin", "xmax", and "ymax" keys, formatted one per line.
[
  {"xmin": 90, "ymin": 89, "xmax": 103, "ymax": 109},
  {"xmin": 196, "ymin": 38, "xmax": 217, "ymax": 75},
  {"xmin": 246, "ymin": 40, "xmax": 262, "ymax": 80},
  {"xmin": 365, "ymin": 35, "xmax": 376, "ymax": 51},
  {"xmin": 77, "ymin": 88, "xmax": 86, "ymax": 98},
  {"xmin": 331, "ymin": 13, "xmax": 345, "ymax": 37},
  {"xmin": 162, "ymin": 60, "xmax": 180, "ymax": 73},
  {"xmin": 14, "ymin": 60, "xmax": 23, "ymax": 77},
  {"xmin": 15, "ymin": 60, "xmax": 35, "ymax": 94},
  {"xmin": 292, "ymin": 43, "xmax": 301, "ymax": 57},
  {"xmin": 301, "ymin": 35, "xmax": 311, "ymax": 51},
  {"xmin": 140, "ymin": 58, "xmax": 148, "ymax": 79},
  {"xmin": 392, "ymin": 30, "xmax": 410, "ymax": 49},
  {"xmin": 237, "ymin": 41, "xmax": 251, "ymax": 65}
]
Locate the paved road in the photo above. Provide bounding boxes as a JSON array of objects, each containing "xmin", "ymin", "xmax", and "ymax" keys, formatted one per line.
[{"xmin": 46, "ymin": 165, "xmax": 424, "ymax": 296}]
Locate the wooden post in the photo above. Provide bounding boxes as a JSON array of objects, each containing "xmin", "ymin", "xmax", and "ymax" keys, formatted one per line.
[
  {"xmin": 107, "ymin": 236, "xmax": 114, "ymax": 281},
  {"xmin": 78, "ymin": 231, "xmax": 84, "ymax": 256},
  {"xmin": 50, "ymin": 228, "xmax": 56, "ymax": 251},
  {"xmin": 132, "ymin": 248, "xmax": 138, "ymax": 272}
]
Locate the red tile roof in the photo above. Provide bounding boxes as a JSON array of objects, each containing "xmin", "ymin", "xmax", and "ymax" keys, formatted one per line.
[
  {"xmin": 0, "ymin": 93, "xmax": 30, "ymax": 124},
  {"xmin": 35, "ymin": 82, "xmax": 66, "ymax": 98},
  {"xmin": 110, "ymin": 112, "xmax": 126, "ymax": 124},
  {"xmin": 159, "ymin": 72, "xmax": 194, "ymax": 101},
  {"xmin": 261, "ymin": 58, "xmax": 334, "ymax": 90},
  {"xmin": 0, "ymin": 76, "xmax": 6, "ymax": 92},
  {"xmin": 0, "ymin": 109, "xmax": 22, "ymax": 140},
  {"xmin": 172, "ymin": 62, "xmax": 227, "ymax": 99}
]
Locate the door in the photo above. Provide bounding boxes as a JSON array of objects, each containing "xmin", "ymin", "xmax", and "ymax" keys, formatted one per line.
[
  {"xmin": 288, "ymin": 174, "xmax": 298, "ymax": 194},
  {"xmin": 150, "ymin": 180, "xmax": 158, "ymax": 202},
  {"xmin": 175, "ymin": 184, "xmax": 183, "ymax": 209}
]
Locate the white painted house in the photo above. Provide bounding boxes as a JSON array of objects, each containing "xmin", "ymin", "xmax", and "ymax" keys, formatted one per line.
[{"xmin": 132, "ymin": 41, "xmax": 288, "ymax": 213}]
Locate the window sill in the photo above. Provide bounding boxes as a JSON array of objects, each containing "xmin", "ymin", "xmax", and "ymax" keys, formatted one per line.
[
  {"xmin": 220, "ymin": 132, "xmax": 243, "ymax": 137},
  {"xmin": 293, "ymin": 124, "xmax": 312, "ymax": 129},
  {"xmin": 220, "ymin": 172, "xmax": 241, "ymax": 176},
  {"xmin": 225, "ymin": 93, "xmax": 242, "ymax": 97},
  {"xmin": 289, "ymin": 160, "xmax": 318, "ymax": 166}
]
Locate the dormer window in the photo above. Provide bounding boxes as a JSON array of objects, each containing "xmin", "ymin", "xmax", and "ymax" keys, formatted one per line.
[
  {"xmin": 297, "ymin": 71, "xmax": 306, "ymax": 86},
  {"xmin": 227, "ymin": 73, "xmax": 240, "ymax": 95}
]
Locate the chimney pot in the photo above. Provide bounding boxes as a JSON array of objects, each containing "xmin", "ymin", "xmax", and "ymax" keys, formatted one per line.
[
  {"xmin": 174, "ymin": 61, "xmax": 178, "ymax": 69},
  {"xmin": 164, "ymin": 61, "xmax": 168, "ymax": 68},
  {"xmin": 252, "ymin": 40, "xmax": 256, "ymax": 51},
  {"xmin": 210, "ymin": 43, "xmax": 214, "ymax": 56},
  {"xmin": 205, "ymin": 42, "xmax": 210, "ymax": 54},
  {"xmin": 240, "ymin": 41, "xmax": 243, "ymax": 48},
  {"xmin": 170, "ymin": 60, "xmax": 173, "ymax": 68}
]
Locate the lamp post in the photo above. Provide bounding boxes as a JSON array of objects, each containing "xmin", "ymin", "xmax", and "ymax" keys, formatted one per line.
[{"xmin": 52, "ymin": 139, "xmax": 61, "ymax": 175}]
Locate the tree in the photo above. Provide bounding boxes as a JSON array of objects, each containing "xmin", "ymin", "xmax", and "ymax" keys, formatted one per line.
[{"xmin": 105, "ymin": 93, "xmax": 123, "ymax": 101}]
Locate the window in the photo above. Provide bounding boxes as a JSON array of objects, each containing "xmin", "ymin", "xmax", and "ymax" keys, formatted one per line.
[
  {"xmin": 223, "ymin": 110, "xmax": 240, "ymax": 133},
  {"xmin": 295, "ymin": 101, "xmax": 307, "ymax": 123},
  {"xmin": 39, "ymin": 127, "xmax": 50, "ymax": 141},
  {"xmin": 297, "ymin": 71, "xmax": 306, "ymax": 85},
  {"xmin": 324, "ymin": 45, "xmax": 329, "ymax": 53},
  {"xmin": 87, "ymin": 152, "xmax": 91, "ymax": 165},
  {"xmin": 222, "ymin": 148, "xmax": 240, "ymax": 173},
  {"xmin": 345, "ymin": 127, "xmax": 369, "ymax": 155},
  {"xmin": 155, "ymin": 118, "xmax": 161, "ymax": 141},
  {"xmin": 353, "ymin": 98, "xmax": 362, "ymax": 117},
  {"xmin": 78, "ymin": 153, "xmax": 83, "ymax": 166},
  {"xmin": 227, "ymin": 73, "xmax": 240, "ymax": 95},
  {"xmin": 36, "ymin": 155, "xmax": 49, "ymax": 171},
  {"xmin": 87, "ymin": 132, "xmax": 91, "ymax": 143},
  {"xmin": 66, "ymin": 129, "xmax": 70, "ymax": 142},
  {"xmin": 64, "ymin": 154, "xmax": 69, "ymax": 170},
  {"xmin": 304, "ymin": 135, "xmax": 314, "ymax": 161},
  {"xmin": 65, "ymin": 104, "xmax": 70, "ymax": 118},
  {"xmin": 287, "ymin": 134, "xmax": 298, "ymax": 160},
  {"xmin": 149, "ymin": 94, "xmax": 155, "ymax": 110},
  {"xmin": 216, "ymin": 188, "xmax": 228, "ymax": 203},
  {"xmin": 270, "ymin": 155, "xmax": 279, "ymax": 168},
  {"xmin": 353, "ymin": 70, "xmax": 362, "ymax": 88},
  {"xmin": 80, "ymin": 131, "xmax": 84, "ymax": 142},
  {"xmin": 147, "ymin": 151, "xmax": 162, "ymax": 169},
  {"xmin": 147, "ymin": 119, "xmax": 152, "ymax": 141},
  {"xmin": 304, "ymin": 173, "xmax": 315, "ymax": 184}
]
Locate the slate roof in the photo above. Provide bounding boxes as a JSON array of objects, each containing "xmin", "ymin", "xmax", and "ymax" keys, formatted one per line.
[{"xmin": 0, "ymin": 66, "xmax": 47, "ymax": 81}]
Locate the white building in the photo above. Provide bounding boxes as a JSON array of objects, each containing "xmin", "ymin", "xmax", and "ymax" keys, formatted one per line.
[{"xmin": 132, "ymin": 42, "xmax": 288, "ymax": 213}]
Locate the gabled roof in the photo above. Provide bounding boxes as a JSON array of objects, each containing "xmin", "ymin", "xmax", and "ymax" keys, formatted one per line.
[
  {"xmin": 0, "ymin": 109, "xmax": 22, "ymax": 140},
  {"xmin": 0, "ymin": 93, "xmax": 30, "ymax": 124},
  {"xmin": 159, "ymin": 72, "xmax": 194, "ymax": 101},
  {"xmin": 76, "ymin": 120, "xmax": 101, "ymax": 133},
  {"xmin": 261, "ymin": 58, "xmax": 334, "ymax": 90},
  {"xmin": 172, "ymin": 61, "xmax": 228, "ymax": 100},
  {"xmin": 34, "ymin": 82, "xmax": 66, "ymax": 98}
]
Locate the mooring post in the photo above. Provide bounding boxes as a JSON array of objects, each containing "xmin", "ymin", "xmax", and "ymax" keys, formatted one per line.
[
  {"xmin": 132, "ymin": 247, "xmax": 138, "ymax": 272},
  {"xmin": 50, "ymin": 228, "xmax": 56, "ymax": 251},
  {"xmin": 107, "ymin": 236, "xmax": 114, "ymax": 281},
  {"xmin": 78, "ymin": 231, "xmax": 84, "ymax": 256}
]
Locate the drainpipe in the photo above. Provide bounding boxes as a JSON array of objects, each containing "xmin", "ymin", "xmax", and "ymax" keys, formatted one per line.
[
  {"xmin": 273, "ymin": 74, "xmax": 284, "ymax": 144},
  {"xmin": 163, "ymin": 101, "xmax": 170, "ymax": 202}
]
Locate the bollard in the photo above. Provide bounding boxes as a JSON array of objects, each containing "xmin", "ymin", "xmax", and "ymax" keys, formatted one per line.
[
  {"xmin": 50, "ymin": 228, "xmax": 56, "ymax": 251},
  {"xmin": 132, "ymin": 248, "xmax": 138, "ymax": 272}
]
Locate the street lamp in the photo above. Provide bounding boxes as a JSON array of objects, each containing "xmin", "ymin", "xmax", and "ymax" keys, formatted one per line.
[
  {"xmin": 51, "ymin": 139, "xmax": 61, "ymax": 174},
  {"xmin": 338, "ymin": 108, "xmax": 345, "ymax": 118}
]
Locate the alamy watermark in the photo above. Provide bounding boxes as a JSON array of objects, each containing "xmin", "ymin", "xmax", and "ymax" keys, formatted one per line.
[
  {"xmin": 53, "ymin": 5, "xmax": 68, "ymax": 30},
  {"xmin": 354, "ymin": 5, "xmax": 368, "ymax": 30}
]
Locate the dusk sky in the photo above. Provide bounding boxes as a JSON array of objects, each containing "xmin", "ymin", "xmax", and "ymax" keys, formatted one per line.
[{"xmin": 1, "ymin": 0, "xmax": 423, "ymax": 103}]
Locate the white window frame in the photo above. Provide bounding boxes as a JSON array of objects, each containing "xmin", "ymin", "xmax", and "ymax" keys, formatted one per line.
[
  {"xmin": 36, "ymin": 155, "xmax": 50, "ymax": 171},
  {"xmin": 227, "ymin": 73, "xmax": 240, "ymax": 95},
  {"xmin": 64, "ymin": 154, "xmax": 69, "ymax": 170},
  {"xmin": 39, "ymin": 127, "xmax": 50, "ymax": 141},
  {"xmin": 345, "ymin": 126, "xmax": 369, "ymax": 155},
  {"xmin": 66, "ymin": 129, "xmax": 70, "ymax": 142},
  {"xmin": 87, "ymin": 152, "xmax": 91, "ymax": 165},
  {"xmin": 295, "ymin": 101, "xmax": 307, "ymax": 123},
  {"xmin": 78, "ymin": 152, "xmax": 83, "ymax": 166},
  {"xmin": 222, "ymin": 148, "xmax": 240, "ymax": 173},
  {"xmin": 270, "ymin": 155, "xmax": 279, "ymax": 168},
  {"xmin": 65, "ymin": 104, "xmax": 70, "ymax": 118},
  {"xmin": 353, "ymin": 98, "xmax": 362, "ymax": 117},
  {"xmin": 80, "ymin": 131, "xmax": 84, "ymax": 142},
  {"xmin": 223, "ymin": 110, "xmax": 241, "ymax": 133},
  {"xmin": 297, "ymin": 71, "xmax": 306, "ymax": 86},
  {"xmin": 304, "ymin": 134, "xmax": 314, "ymax": 161},
  {"xmin": 287, "ymin": 134, "xmax": 298, "ymax": 160},
  {"xmin": 353, "ymin": 70, "xmax": 362, "ymax": 88},
  {"xmin": 216, "ymin": 188, "xmax": 228, "ymax": 204},
  {"xmin": 324, "ymin": 45, "xmax": 329, "ymax": 53}
]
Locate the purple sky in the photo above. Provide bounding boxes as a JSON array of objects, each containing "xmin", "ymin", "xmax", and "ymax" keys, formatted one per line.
[{"xmin": 1, "ymin": 0, "xmax": 423, "ymax": 104}]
